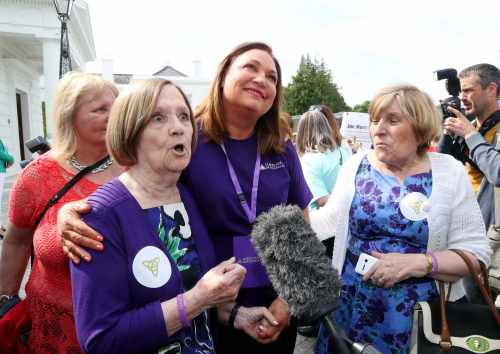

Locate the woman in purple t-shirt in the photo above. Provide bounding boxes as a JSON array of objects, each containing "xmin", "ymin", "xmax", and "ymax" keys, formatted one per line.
[
  {"xmin": 180, "ymin": 42, "xmax": 312, "ymax": 354},
  {"xmin": 59, "ymin": 42, "xmax": 312, "ymax": 354}
]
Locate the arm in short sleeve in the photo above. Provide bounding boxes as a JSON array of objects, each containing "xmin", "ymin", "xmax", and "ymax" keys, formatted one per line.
[
  {"xmin": 300, "ymin": 154, "xmax": 330, "ymax": 206},
  {"xmin": 8, "ymin": 159, "xmax": 50, "ymax": 228}
]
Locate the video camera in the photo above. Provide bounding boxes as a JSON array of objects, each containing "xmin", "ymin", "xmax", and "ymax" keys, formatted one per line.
[
  {"xmin": 434, "ymin": 68, "xmax": 463, "ymax": 119},
  {"xmin": 19, "ymin": 136, "xmax": 50, "ymax": 169}
]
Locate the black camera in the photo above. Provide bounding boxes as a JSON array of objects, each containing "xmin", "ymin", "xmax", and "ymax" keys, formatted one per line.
[
  {"xmin": 434, "ymin": 68, "xmax": 463, "ymax": 119},
  {"xmin": 19, "ymin": 136, "xmax": 51, "ymax": 168}
]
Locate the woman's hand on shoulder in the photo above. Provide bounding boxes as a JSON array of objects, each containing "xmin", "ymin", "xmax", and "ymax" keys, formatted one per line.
[
  {"xmin": 363, "ymin": 251, "xmax": 428, "ymax": 288},
  {"xmin": 57, "ymin": 199, "xmax": 104, "ymax": 264},
  {"xmin": 191, "ymin": 257, "xmax": 246, "ymax": 309}
]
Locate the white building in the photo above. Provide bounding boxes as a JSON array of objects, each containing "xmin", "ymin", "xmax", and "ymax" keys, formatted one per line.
[
  {"xmin": 97, "ymin": 60, "xmax": 210, "ymax": 111},
  {"xmin": 0, "ymin": 0, "xmax": 95, "ymax": 176}
]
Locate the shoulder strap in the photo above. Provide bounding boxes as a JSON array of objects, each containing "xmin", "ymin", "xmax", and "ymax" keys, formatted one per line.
[
  {"xmin": 34, "ymin": 155, "xmax": 110, "ymax": 227},
  {"xmin": 451, "ymin": 249, "xmax": 500, "ymax": 326}
]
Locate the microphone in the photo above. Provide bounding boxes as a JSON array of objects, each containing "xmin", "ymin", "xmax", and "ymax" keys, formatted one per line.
[
  {"xmin": 343, "ymin": 336, "xmax": 382, "ymax": 354},
  {"xmin": 251, "ymin": 204, "xmax": 381, "ymax": 354}
]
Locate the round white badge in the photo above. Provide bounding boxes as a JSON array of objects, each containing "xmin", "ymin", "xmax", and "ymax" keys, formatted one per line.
[
  {"xmin": 132, "ymin": 246, "xmax": 172, "ymax": 288},
  {"xmin": 399, "ymin": 192, "xmax": 430, "ymax": 221}
]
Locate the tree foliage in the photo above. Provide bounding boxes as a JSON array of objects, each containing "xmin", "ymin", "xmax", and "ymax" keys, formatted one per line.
[
  {"xmin": 353, "ymin": 100, "xmax": 370, "ymax": 113},
  {"xmin": 283, "ymin": 55, "xmax": 350, "ymax": 116}
]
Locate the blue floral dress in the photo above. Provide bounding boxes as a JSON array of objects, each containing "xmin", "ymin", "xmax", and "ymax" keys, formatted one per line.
[{"xmin": 315, "ymin": 156, "xmax": 439, "ymax": 354}]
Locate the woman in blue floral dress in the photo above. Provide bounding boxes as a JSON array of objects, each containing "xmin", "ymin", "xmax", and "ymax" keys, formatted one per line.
[{"xmin": 311, "ymin": 84, "xmax": 490, "ymax": 354}]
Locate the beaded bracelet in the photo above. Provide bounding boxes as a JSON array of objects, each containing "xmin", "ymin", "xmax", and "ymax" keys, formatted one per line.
[
  {"xmin": 228, "ymin": 304, "xmax": 241, "ymax": 328},
  {"xmin": 176, "ymin": 294, "xmax": 191, "ymax": 328}
]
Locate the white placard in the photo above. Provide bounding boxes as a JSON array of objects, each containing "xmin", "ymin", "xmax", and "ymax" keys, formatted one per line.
[{"xmin": 339, "ymin": 112, "xmax": 371, "ymax": 151}]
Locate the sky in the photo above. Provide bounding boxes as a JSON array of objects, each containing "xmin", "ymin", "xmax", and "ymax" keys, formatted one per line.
[{"xmin": 83, "ymin": 0, "xmax": 500, "ymax": 108}]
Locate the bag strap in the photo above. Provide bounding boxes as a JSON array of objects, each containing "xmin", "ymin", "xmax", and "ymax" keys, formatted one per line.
[
  {"xmin": 34, "ymin": 155, "xmax": 110, "ymax": 227},
  {"xmin": 437, "ymin": 281, "xmax": 452, "ymax": 351},
  {"xmin": 436, "ymin": 250, "xmax": 500, "ymax": 351},
  {"xmin": 451, "ymin": 249, "xmax": 500, "ymax": 326}
]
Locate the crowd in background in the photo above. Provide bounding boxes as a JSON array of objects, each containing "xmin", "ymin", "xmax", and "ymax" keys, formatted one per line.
[{"xmin": 0, "ymin": 42, "xmax": 498, "ymax": 354}]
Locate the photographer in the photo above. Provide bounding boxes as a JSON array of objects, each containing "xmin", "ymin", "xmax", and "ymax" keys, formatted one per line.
[
  {"xmin": 441, "ymin": 63, "xmax": 500, "ymax": 230},
  {"xmin": 441, "ymin": 64, "xmax": 500, "ymax": 303}
]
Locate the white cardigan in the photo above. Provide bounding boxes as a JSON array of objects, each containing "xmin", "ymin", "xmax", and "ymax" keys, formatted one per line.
[{"xmin": 310, "ymin": 151, "xmax": 491, "ymax": 301}]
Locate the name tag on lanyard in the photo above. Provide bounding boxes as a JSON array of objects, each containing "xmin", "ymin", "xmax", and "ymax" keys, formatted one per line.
[
  {"xmin": 220, "ymin": 143, "xmax": 270, "ymax": 288},
  {"xmin": 233, "ymin": 235, "xmax": 271, "ymax": 288}
]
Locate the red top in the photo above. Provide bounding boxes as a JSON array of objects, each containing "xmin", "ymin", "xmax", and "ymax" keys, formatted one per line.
[{"xmin": 8, "ymin": 155, "xmax": 100, "ymax": 354}]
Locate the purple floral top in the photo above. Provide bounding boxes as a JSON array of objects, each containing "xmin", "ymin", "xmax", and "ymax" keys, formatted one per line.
[{"xmin": 316, "ymin": 156, "xmax": 439, "ymax": 354}]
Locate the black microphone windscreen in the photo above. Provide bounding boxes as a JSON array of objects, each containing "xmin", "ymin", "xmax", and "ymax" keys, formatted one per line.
[{"xmin": 251, "ymin": 204, "xmax": 341, "ymax": 323}]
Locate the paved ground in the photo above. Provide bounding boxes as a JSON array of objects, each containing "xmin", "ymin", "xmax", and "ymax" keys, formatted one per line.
[
  {"xmin": 295, "ymin": 334, "xmax": 316, "ymax": 354},
  {"xmin": 0, "ymin": 173, "xmax": 317, "ymax": 353}
]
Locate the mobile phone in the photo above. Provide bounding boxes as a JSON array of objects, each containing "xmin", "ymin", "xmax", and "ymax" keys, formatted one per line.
[{"xmin": 355, "ymin": 252, "xmax": 378, "ymax": 275}]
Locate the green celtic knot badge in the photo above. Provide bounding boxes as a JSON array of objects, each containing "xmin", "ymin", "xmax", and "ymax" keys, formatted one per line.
[{"xmin": 466, "ymin": 336, "xmax": 490, "ymax": 353}]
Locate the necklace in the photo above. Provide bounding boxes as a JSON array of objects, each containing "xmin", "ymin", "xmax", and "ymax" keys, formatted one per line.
[{"xmin": 68, "ymin": 155, "xmax": 113, "ymax": 174}]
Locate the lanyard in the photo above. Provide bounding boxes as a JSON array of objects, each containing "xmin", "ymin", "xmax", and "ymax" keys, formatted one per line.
[{"xmin": 220, "ymin": 143, "xmax": 261, "ymax": 224}]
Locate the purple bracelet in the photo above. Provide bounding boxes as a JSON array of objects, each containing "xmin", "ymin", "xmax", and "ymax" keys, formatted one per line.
[
  {"xmin": 428, "ymin": 252, "xmax": 439, "ymax": 275},
  {"xmin": 176, "ymin": 294, "xmax": 191, "ymax": 328}
]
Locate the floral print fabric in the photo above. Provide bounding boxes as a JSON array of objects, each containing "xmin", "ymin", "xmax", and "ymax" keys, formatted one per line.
[{"xmin": 316, "ymin": 156, "xmax": 438, "ymax": 354}]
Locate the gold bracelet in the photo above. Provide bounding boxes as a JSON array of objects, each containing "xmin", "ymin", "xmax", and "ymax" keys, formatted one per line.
[{"xmin": 425, "ymin": 255, "xmax": 433, "ymax": 274}]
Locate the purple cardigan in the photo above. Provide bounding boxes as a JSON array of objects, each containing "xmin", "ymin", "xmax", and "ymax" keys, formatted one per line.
[{"xmin": 70, "ymin": 178, "xmax": 216, "ymax": 354}]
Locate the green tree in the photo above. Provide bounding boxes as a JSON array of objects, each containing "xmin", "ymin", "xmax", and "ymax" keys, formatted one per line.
[
  {"xmin": 353, "ymin": 100, "xmax": 370, "ymax": 113},
  {"xmin": 283, "ymin": 54, "xmax": 350, "ymax": 116}
]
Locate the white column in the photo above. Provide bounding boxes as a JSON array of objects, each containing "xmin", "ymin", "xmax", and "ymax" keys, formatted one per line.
[{"xmin": 42, "ymin": 38, "xmax": 59, "ymax": 139}]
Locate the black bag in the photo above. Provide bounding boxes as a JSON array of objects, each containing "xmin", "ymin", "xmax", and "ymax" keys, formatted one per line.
[{"xmin": 411, "ymin": 250, "xmax": 500, "ymax": 353}]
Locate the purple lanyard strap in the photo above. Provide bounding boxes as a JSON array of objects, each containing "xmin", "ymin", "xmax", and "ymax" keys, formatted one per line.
[{"xmin": 219, "ymin": 143, "xmax": 261, "ymax": 224}]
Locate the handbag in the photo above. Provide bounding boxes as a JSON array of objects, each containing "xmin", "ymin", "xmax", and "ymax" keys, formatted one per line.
[
  {"xmin": 0, "ymin": 155, "xmax": 110, "ymax": 354},
  {"xmin": 411, "ymin": 249, "xmax": 500, "ymax": 353}
]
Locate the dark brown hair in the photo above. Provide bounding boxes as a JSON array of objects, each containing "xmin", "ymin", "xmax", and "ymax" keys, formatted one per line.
[{"xmin": 195, "ymin": 42, "xmax": 290, "ymax": 154}]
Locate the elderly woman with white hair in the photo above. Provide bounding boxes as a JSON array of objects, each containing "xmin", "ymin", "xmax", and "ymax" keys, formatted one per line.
[
  {"xmin": 70, "ymin": 78, "xmax": 246, "ymax": 354},
  {"xmin": 311, "ymin": 84, "xmax": 491, "ymax": 354}
]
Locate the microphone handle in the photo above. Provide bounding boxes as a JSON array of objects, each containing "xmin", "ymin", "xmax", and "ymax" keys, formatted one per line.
[
  {"xmin": 321, "ymin": 316, "xmax": 383, "ymax": 354},
  {"xmin": 321, "ymin": 315, "xmax": 351, "ymax": 354},
  {"xmin": 352, "ymin": 342, "xmax": 382, "ymax": 354}
]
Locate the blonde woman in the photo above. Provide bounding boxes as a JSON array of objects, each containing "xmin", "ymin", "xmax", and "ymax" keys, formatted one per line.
[
  {"xmin": 311, "ymin": 85, "xmax": 490, "ymax": 354},
  {"xmin": 0, "ymin": 72, "xmax": 122, "ymax": 353},
  {"xmin": 297, "ymin": 109, "xmax": 351, "ymax": 210}
]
